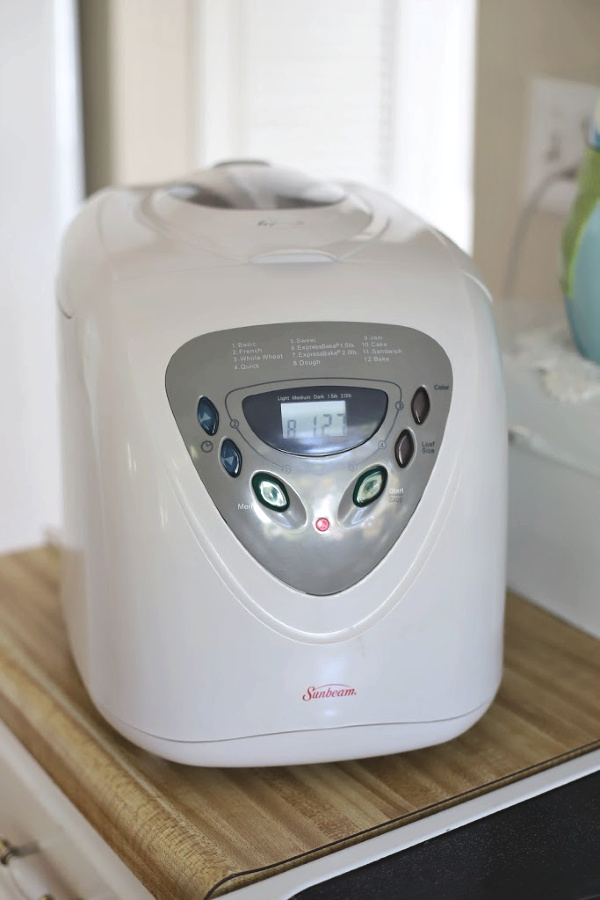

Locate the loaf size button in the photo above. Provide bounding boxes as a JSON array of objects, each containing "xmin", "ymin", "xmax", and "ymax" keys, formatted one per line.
[
  {"xmin": 395, "ymin": 429, "xmax": 415, "ymax": 468},
  {"xmin": 252, "ymin": 473, "xmax": 290, "ymax": 511},
  {"xmin": 197, "ymin": 396, "xmax": 219, "ymax": 435},
  {"xmin": 353, "ymin": 466, "xmax": 387, "ymax": 507},
  {"xmin": 411, "ymin": 387, "xmax": 430, "ymax": 425},
  {"xmin": 220, "ymin": 439, "xmax": 242, "ymax": 477}
]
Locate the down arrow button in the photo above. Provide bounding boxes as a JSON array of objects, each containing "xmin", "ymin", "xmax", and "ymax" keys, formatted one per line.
[{"xmin": 220, "ymin": 439, "xmax": 242, "ymax": 477}]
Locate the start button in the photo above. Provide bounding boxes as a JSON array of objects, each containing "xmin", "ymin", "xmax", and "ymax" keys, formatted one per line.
[{"xmin": 353, "ymin": 466, "xmax": 387, "ymax": 507}]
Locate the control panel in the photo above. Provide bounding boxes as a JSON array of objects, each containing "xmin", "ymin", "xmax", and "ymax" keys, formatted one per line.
[{"xmin": 165, "ymin": 322, "xmax": 452, "ymax": 595}]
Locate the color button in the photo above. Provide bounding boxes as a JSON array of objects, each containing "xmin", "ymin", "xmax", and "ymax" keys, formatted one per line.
[
  {"xmin": 411, "ymin": 387, "xmax": 430, "ymax": 425},
  {"xmin": 353, "ymin": 466, "xmax": 387, "ymax": 508},
  {"xmin": 252, "ymin": 473, "xmax": 290, "ymax": 511},
  {"xmin": 197, "ymin": 396, "xmax": 219, "ymax": 436},
  {"xmin": 220, "ymin": 439, "xmax": 242, "ymax": 477},
  {"xmin": 395, "ymin": 429, "xmax": 415, "ymax": 468}
]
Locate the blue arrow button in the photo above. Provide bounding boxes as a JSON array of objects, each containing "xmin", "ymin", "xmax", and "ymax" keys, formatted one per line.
[
  {"xmin": 197, "ymin": 396, "xmax": 219, "ymax": 436},
  {"xmin": 220, "ymin": 439, "xmax": 242, "ymax": 477}
]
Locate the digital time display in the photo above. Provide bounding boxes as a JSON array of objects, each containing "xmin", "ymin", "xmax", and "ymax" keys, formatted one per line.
[
  {"xmin": 281, "ymin": 400, "xmax": 347, "ymax": 440},
  {"xmin": 242, "ymin": 385, "xmax": 388, "ymax": 456}
]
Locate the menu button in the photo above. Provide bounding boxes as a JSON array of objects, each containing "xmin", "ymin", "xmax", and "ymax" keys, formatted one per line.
[{"xmin": 252, "ymin": 473, "xmax": 290, "ymax": 511}]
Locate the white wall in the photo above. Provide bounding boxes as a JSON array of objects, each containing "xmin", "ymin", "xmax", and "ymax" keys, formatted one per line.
[
  {"xmin": 0, "ymin": 0, "xmax": 82, "ymax": 552},
  {"xmin": 474, "ymin": 0, "xmax": 600, "ymax": 302}
]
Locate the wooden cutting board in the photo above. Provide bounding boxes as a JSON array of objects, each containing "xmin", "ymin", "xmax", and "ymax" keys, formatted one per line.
[{"xmin": 0, "ymin": 546, "xmax": 598, "ymax": 899}]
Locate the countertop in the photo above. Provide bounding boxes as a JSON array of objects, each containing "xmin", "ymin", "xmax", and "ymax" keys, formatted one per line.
[{"xmin": 0, "ymin": 546, "xmax": 598, "ymax": 899}]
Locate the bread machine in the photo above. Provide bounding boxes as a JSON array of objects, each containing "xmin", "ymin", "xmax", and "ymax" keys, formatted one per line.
[{"xmin": 57, "ymin": 162, "xmax": 507, "ymax": 766}]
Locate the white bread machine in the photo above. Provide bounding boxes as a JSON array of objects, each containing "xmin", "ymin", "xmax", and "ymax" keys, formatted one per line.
[{"xmin": 57, "ymin": 162, "xmax": 507, "ymax": 766}]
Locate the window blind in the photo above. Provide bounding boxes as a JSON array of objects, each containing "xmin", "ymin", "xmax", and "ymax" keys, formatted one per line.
[{"xmin": 195, "ymin": 0, "xmax": 475, "ymax": 249}]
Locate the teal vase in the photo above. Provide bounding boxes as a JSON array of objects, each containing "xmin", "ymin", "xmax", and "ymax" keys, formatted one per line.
[{"xmin": 561, "ymin": 99, "xmax": 600, "ymax": 365}]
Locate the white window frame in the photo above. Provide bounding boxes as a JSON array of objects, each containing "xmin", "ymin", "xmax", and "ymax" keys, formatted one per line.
[{"xmin": 0, "ymin": 0, "xmax": 82, "ymax": 552}]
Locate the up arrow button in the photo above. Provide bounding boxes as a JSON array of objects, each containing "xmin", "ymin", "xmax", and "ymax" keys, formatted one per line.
[{"xmin": 197, "ymin": 396, "xmax": 219, "ymax": 436}]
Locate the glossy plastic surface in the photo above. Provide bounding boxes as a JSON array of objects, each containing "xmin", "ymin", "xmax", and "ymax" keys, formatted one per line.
[{"xmin": 57, "ymin": 164, "xmax": 506, "ymax": 765}]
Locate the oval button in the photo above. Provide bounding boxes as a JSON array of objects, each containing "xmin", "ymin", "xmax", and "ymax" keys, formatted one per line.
[
  {"xmin": 220, "ymin": 439, "xmax": 242, "ymax": 477},
  {"xmin": 353, "ymin": 466, "xmax": 387, "ymax": 508},
  {"xmin": 411, "ymin": 387, "xmax": 430, "ymax": 425},
  {"xmin": 252, "ymin": 473, "xmax": 290, "ymax": 511},
  {"xmin": 197, "ymin": 396, "xmax": 219, "ymax": 436},
  {"xmin": 395, "ymin": 429, "xmax": 415, "ymax": 468}
]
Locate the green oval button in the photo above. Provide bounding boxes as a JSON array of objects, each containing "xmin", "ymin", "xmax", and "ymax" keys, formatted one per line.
[
  {"xmin": 353, "ymin": 466, "xmax": 387, "ymax": 507},
  {"xmin": 252, "ymin": 473, "xmax": 290, "ymax": 511}
]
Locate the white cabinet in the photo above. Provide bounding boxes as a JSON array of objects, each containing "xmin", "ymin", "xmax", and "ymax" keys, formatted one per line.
[{"xmin": 0, "ymin": 720, "xmax": 152, "ymax": 900}]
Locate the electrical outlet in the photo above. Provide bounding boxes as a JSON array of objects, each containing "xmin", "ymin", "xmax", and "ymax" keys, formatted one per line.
[{"xmin": 523, "ymin": 77, "xmax": 599, "ymax": 215}]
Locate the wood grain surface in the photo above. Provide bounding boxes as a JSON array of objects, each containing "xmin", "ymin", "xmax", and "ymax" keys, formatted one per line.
[{"xmin": 0, "ymin": 546, "xmax": 598, "ymax": 899}]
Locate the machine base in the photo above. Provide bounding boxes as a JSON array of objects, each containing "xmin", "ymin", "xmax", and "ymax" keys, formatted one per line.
[{"xmin": 97, "ymin": 697, "xmax": 497, "ymax": 767}]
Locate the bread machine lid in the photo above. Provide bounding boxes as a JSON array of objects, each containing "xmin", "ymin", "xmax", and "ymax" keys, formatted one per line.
[
  {"xmin": 167, "ymin": 161, "xmax": 347, "ymax": 210},
  {"xmin": 148, "ymin": 162, "xmax": 374, "ymax": 260}
]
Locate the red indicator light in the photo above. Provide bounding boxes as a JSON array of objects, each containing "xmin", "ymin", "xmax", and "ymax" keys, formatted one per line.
[{"xmin": 315, "ymin": 517, "xmax": 330, "ymax": 533}]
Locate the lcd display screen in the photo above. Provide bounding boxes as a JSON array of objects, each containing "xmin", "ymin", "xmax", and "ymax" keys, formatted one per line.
[
  {"xmin": 242, "ymin": 386, "xmax": 387, "ymax": 456},
  {"xmin": 281, "ymin": 399, "xmax": 347, "ymax": 441}
]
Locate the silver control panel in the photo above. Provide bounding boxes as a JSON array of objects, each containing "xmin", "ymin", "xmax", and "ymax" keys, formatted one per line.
[{"xmin": 165, "ymin": 322, "xmax": 452, "ymax": 595}]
